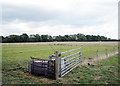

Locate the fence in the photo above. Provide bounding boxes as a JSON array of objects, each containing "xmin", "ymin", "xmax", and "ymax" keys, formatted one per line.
[
  {"xmin": 29, "ymin": 48, "xmax": 82, "ymax": 79},
  {"xmin": 81, "ymin": 47, "xmax": 118, "ymax": 66},
  {"xmin": 28, "ymin": 46, "xmax": 118, "ymax": 79},
  {"xmin": 29, "ymin": 57, "xmax": 55, "ymax": 79},
  {"xmin": 95, "ymin": 48, "xmax": 118, "ymax": 58},
  {"xmin": 49, "ymin": 48, "xmax": 82, "ymax": 79}
]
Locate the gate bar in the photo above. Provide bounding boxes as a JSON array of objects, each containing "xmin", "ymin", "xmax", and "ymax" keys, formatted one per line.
[{"xmin": 61, "ymin": 62, "xmax": 81, "ymax": 77}]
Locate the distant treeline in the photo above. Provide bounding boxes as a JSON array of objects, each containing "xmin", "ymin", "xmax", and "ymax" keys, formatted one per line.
[{"xmin": 0, "ymin": 33, "xmax": 117, "ymax": 43}]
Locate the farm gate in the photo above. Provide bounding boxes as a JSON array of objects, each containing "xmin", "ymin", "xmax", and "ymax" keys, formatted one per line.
[
  {"xmin": 29, "ymin": 48, "xmax": 82, "ymax": 79},
  {"xmin": 59, "ymin": 48, "xmax": 82, "ymax": 77}
]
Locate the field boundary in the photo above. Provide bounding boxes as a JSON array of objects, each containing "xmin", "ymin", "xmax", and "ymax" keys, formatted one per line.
[
  {"xmin": 2, "ymin": 42, "xmax": 118, "ymax": 46},
  {"xmin": 81, "ymin": 51, "xmax": 119, "ymax": 66}
]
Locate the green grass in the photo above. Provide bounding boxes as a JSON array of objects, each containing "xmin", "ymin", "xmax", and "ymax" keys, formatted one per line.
[
  {"xmin": 53, "ymin": 54, "xmax": 119, "ymax": 84},
  {"xmin": 2, "ymin": 44, "xmax": 118, "ymax": 84}
]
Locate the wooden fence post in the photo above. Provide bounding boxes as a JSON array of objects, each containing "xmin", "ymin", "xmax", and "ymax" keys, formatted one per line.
[
  {"xmin": 96, "ymin": 49, "xmax": 98, "ymax": 58},
  {"xmin": 49, "ymin": 54, "xmax": 52, "ymax": 59},
  {"xmin": 55, "ymin": 51, "xmax": 60, "ymax": 79},
  {"xmin": 29, "ymin": 57, "xmax": 33, "ymax": 74}
]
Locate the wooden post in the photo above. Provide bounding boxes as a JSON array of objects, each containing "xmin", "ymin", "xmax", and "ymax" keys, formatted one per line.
[
  {"xmin": 106, "ymin": 49, "xmax": 108, "ymax": 57},
  {"xmin": 30, "ymin": 57, "xmax": 33, "ymax": 62},
  {"xmin": 29, "ymin": 57, "xmax": 33, "ymax": 74},
  {"xmin": 59, "ymin": 53, "xmax": 61, "ymax": 77},
  {"xmin": 96, "ymin": 49, "xmax": 98, "ymax": 58},
  {"xmin": 55, "ymin": 51, "xmax": 60, "ymax": 79},
  {"xmin": 49, "ymin": 54, "xmax": 52, "ymax": 59}
]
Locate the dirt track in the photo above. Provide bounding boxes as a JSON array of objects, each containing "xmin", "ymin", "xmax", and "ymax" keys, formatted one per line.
[{"xmin": 2, "ymin": 41, "xmax": 118, "ymax": 46}]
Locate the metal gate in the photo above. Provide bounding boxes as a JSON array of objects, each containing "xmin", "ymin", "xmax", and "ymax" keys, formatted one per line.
[
  {"xmin": 29, "ymin": 48, "xmax": 82, "ymax": 79},
  {"xmin": 59, "ymin": 48, "xmax": 82, "ymax": 77}
]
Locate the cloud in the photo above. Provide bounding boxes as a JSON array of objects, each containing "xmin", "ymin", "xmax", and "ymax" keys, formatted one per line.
[
  {"xmin": 1, "ymin": 19, "xmax": 118, "ymax": 39},
  {"xmin": 2, "ymin": 4, "xmax": 61, "ymax": 22},
  {"xmin": 1, "ymin": 0, "xmax": 119, "ymax": 39}
]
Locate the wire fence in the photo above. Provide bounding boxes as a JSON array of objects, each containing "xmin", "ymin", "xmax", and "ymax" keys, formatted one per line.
[{"xmin": 48, "ymin": 44, "xmax": 118, "ymax": 58}]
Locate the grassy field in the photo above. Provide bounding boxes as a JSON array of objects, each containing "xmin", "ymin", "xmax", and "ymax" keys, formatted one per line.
[
  {"xmin": 2, "ymin": 42, "xmax": 119, "ymax": 84},
  {"xmin": 55, "ymin": 54, "xmax": 119, "ymax": 84}
]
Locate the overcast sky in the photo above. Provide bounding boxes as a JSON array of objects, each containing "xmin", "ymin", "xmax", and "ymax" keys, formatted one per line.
[{"xmin": 0, "ymin": 0, "xmax": 119, "ymax": 39}]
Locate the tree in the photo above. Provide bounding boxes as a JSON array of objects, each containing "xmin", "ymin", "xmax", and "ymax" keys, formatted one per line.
[
  {"xmin": 100, "ymin": 36, "xmax": 107, "ymax": 41},
  {"xmin": 1, "ymin": 33, "xmax": 110, "ymax": 43},
  {"xmin": 6, "ymin": 35, "xmax": 21, "ymax": 42},
  {"xmin": 76, "ymin": 33, "xmax": 86, "ymax": 41},
  {"xmin": 35, "ymin": 34, "xmax": 42, "ymax": 42},
  {"xmin": 41, "ymin": 35, "xmax": 49, "ymax": 42},
  {"xmin": 64, "ymin": 35, "xmax": 69, "ymax": 41},
  {"xmin": 48, "ymin": 36, "xmax": 53, "ymax": 42},
  {"xmin": 68, "ymin": 35, "xmax": 74, "ymax": 41},
  {"xmin": 96, "ymin": 35, "xmax": 101, "ymax": 41},
  {"xmin": 0, "ymin": 36, "xmax": 4, "ymax": 43},
  {"xmin": 61, "ymin": 36, "xmax": 67, "ymax": 41},
  {"xmin": 20, "ymin": 33, "xmax": 29, "ymax": 42},
  {"xmin": 54, "ymin": 36, "xmax": 61, "ymax": 41},
  {"xmin": 86, "ymin": 35, "xmax": 92, "ymax": 41},
  {"xmin": 29, "ymin": 34, "xmax": 36, "ymax": 42}
]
